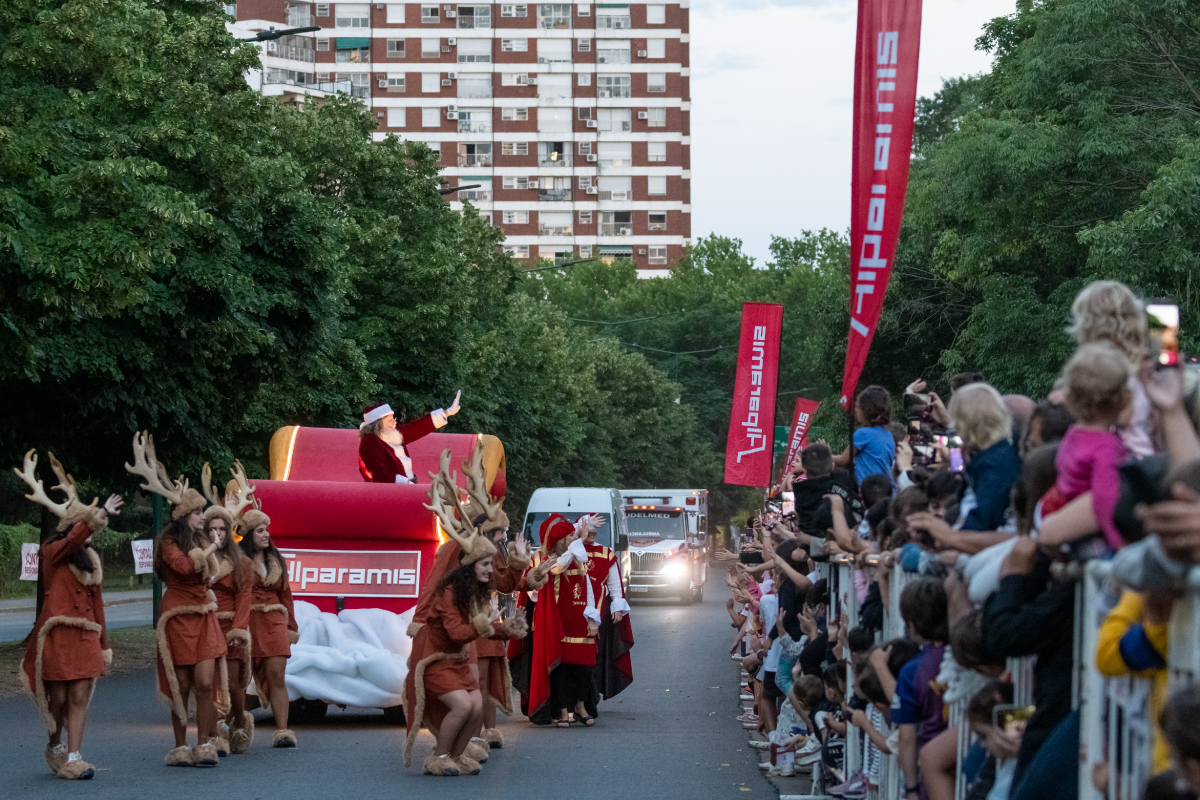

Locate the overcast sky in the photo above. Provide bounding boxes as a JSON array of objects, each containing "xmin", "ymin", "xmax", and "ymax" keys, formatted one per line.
[{"xmin": 690, "ymin": 0, "xmax": 1017, "ymax": 264}]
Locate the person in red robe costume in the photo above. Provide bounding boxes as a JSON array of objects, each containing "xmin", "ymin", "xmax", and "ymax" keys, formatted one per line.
[
  {"xmin": 358, "ymin": 390, "xmax": 462, "ymax": 484},
  {"xmin": 582, "ymin": 521, "xmax": 635, "ymax": 700},
  {"xmin": 508, "ymin": 514, "xmax": 602, "ymax": 727}
]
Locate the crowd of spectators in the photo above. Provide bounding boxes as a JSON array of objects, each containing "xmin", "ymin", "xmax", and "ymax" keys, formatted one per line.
[{"xmin": 724, "ymin": 280, "xmax": 1200, "ymax": 800}]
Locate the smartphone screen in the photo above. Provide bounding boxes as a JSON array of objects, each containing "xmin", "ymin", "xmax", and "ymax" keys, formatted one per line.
[
  {"xmin": 1147, "ymin": 302, "xmax": 1180, "ymax": 367},
  {"xmin": 950, "ymin": 448, "xmax": 964, "ymax": 472}
]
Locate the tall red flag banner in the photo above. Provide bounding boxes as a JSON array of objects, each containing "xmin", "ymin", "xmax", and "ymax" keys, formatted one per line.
[
  {"xmin": 724, "ymin": 302, "xmax": 784, "ymax": 487},
  {"xmin": 781, "ymin": 398, "xmax": 821, "ymax": 478},
  {"xmin": 840, "ymin": 0, "xmax": 923, "ymax": 409}
]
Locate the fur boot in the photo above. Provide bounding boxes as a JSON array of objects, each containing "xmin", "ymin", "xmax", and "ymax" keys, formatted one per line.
[
  {"xmin": 482, "ymin": 727, "xmax": 504, "ymax": 749},
  {"xmin": 422, "ymin": 752, "xmax": 461, "ymax": 777},
  {"xmin": 57, "ymin": 757, "xmax": 95, "ymax": 780},
  {"xmin": 244, "ymin": 711, "xmax": 256, "ymax": 746},
  {"xmin": 45, "ymin": 743, "xmax": 67, "ymax": 775},
  {"xmin": 465, "ymin": 738, "xmax": 490, "ymax": 764},
  {"xmin": 272, "ymin": 729, "xmax": 297, "ymax": 748},
  {"xmin": 229, "ymin": 711, "xmax": 255, "ymax": 754},
  {"xmin": 164, "ymin": 746, "xmax": 195, "ymax": 767},
  {"xmin": 217, "ymin": 719, "xmax": 230, "ymax": 742},
  {"xmin": 212, "ymin": 735, "xmax": 230, "ymax": 757},
  {"xmin": 455, "ymin": 753, "xmax": 483, "ymax": 775},
  {"xmin": 194, "ymin": 741, "xmax": 220, "ymax": 767}
]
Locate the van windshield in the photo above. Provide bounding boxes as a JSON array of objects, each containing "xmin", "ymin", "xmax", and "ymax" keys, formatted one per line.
[
  {"xmin": 523, "ymin": 512, "xmax": 613, "ymax": 548},
  {"xmin": 625, "ymin": 510, "xmax": 686, "ymax": 540}
]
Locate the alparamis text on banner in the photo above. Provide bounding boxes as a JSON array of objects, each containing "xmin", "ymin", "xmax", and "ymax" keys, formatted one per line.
[
  {"xmin": 724, "ymin": 302, "xmax": 784, "ymax": 487},
  {"xmin": 839, "ymin": 0, "xmax": 923, "ymax": 409},
  {"xmin": 781, "ymin": 398, "xmax": 821, "ymax": 477}
]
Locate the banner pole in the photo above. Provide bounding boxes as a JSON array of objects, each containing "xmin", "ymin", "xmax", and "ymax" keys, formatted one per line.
[{"xmin": 151, "ymin": 494, "xmax": 163, "ymax": 626}]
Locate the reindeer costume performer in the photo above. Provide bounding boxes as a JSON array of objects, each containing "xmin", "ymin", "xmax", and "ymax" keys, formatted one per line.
[
  {"xmin": 126, "ymin": 432, "xmax": 229, "ymax": 768},
  {"xmin": 16, "ymin": 451, "xmax": 119, "ymax": 780},
  {"xmin": 201, "ymin": 463, "xmax": 258, "ymax": 755},
  {"xmin": 402, "ymin": 450, "xmax": 528, "ymax": 776}
]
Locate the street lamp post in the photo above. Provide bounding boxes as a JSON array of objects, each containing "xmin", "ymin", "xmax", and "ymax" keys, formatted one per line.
[{"xmin": 242, "ymin": 25, "xmax": 322, "ymax": 42}]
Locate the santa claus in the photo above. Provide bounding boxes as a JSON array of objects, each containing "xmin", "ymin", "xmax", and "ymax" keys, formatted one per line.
[{"xmin": 357, "ymin": 391, "xmax": 462, "ymax": 484}]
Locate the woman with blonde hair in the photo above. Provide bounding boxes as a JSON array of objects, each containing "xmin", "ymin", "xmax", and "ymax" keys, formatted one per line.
[
  {"xmin": 949, "ymin": 383, "xmax": 1022, "ymax": 531},
  {"xmin": 1067, "ymin": 279, "xmax": 1153, "ymax": 457}
]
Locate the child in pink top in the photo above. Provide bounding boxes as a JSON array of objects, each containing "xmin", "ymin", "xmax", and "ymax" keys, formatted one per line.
[{"xmin": 1054, "ymin": 342, "xmax": 1135, "ymax": 553}]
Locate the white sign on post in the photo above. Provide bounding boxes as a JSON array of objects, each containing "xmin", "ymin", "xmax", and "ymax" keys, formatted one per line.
[
  {"xmin": 20, "ymin": 543, "xmax": 39, "ymax": 581},
  {"xmin": 131, "ymin": 540, "xmax": 155, "ymax": 575}
]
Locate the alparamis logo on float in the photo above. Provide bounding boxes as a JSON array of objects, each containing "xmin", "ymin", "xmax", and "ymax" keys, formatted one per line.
[
  {"xmin": 283, "ymin": 548, "xmax": 422, "ymax": 598},
  {"xmin": 736, "ymin": 324, "xmax": 769, "ymax": 463}
]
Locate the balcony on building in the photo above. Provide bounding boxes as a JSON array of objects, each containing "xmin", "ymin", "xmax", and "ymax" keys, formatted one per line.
[
  {"xmin": 596, "ymin": 76, "xmax": 632, "ymax": 99},
  {"xmin": 538, "ymin": 3, "xmax": 571, "ymax": 29},
  {"xmin": 285, "ymin": 2, "xmax": 311, "ymax": 27},
  {"xmin": 538, "ymin": 142, "xmax": 571, "ymax": 167},
  {"xmin": 458, "ymin": 143, "xmax": 493, "ymax": 167},
  {"xmin": 335, "ymin": 38, "xmax": 371, "ymax": 64},
  {"xmin": 457, "ymin": 5, "xmax": 491, "ymax": 28},
  {"xmin": 595, "ymin": 7, "xmax": 631, "ymax": 29},
  {"xmin": 539, "ymin": 188, "xmax": 571, "ymax": 201},
  {"xmin": 457, "ymin": 76, "xmax": 493, "ymax": 99}
]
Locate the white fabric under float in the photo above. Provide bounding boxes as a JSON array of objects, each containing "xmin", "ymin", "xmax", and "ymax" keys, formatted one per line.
[{"xmin": 248, "ymin": 600, "xmax": 415, "ymax": 708}]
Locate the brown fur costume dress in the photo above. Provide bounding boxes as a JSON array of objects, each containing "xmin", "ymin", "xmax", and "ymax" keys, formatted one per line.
[
  {"xmin": 156, "ymin": 538, "xmax": 229, "ymax": 719},
  {"xmin": 21, "ymin": 515, "xmax": 112, "ymax": 732},
  {"xmin": 247, "ymin": 553, "xmax": 298, "ymax": 708}
]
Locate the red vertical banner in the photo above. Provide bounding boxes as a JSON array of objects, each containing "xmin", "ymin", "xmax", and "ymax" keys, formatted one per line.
[
  {"xmin": 840, "ymin": 0, "xmax": 923, "ymax": 409},
  {"xmin": 724, "ymin": 302, "xmax": 784, "ymax": 487},
  {"xmin": 780, "ymin": 398, "xmax": 821, "ymax": 478}
]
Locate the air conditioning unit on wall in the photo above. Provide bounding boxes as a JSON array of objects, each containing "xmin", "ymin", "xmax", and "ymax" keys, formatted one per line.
[
  {"xmin": 637, "ymin": 111, "xmax": 648, "ymax": 119},
  {"xmin": 586, "ymin": 119, "xmax": 598, "ymax": 127},
  {"xmin": 638, "ymin": 249, "xmax": 647, "ymax": 254},
  {"xmin": 528, "ymin": 180, "xmax": 540, "ymax": 188},
  {"xmin": 446, "ymin": 10, "xmax": 457, "ymax": 17},
  {"xmin": 447, "ymin": 37, "xmax": 457, "ymax": 45},
  {"xmin": 446, "ymin": 111, "xmax": 458, "ymax": 119},
  {"xmin": 442, "ymin": 45, "xmax": 452, "ymax": 52},
  {"xmin": 441, "ymin": 78, "xmax": 452, "ymax": 85},
  {"xmin": 586, "ymin": 154, "xmax": 597, "ymax": 162},
  {"xmin": 378, "ymin": 79, "xmax": 388, "ymax": 87},
  {"xmin": 586, "ymin": 187, "xmax": 598, "ymax": 194},
  {"xmin": 637, "ymin": 50, "xmax": 647, "ymax": 57},
  {"xmin": 447, "ymin": 72, "xmax": 457, "ymax": 79}
]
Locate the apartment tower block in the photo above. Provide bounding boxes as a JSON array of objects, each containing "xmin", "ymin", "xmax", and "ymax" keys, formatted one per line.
[{"xmin": 233, "ymin": 1, "xmax": 692, "ymax": 272}]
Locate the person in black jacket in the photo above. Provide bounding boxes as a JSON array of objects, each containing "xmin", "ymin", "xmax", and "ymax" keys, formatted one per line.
[
  {"xmin": 981, "ymin": 537, "xmax": 1077, "ymax": 799},
  {"xmin": 793, "ymin": 445, "xmax": 861, "ymax": 542}
]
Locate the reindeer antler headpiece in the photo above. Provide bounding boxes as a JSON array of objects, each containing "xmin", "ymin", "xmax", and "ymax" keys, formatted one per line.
[
  {"xmin": 424, "ymin": 448, "xmax": 497, "ymax": 566},
  {"xmin": 13, "ymin": 450, "xmax": 106, "ymax": 532},
  {"xmin": 462, "ymin": 441, "xmax": 509, "ymax": 535},
  {"xmin": 202, "ymin": 460, "xmax": 265, "ymax": 534},
  {"xmin": 125, "ymin": 431, "xmax": 207, "ymax": 521}
]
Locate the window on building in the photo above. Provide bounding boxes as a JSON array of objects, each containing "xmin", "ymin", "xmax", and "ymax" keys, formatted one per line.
[
  {"xmin": 457, "ymin": 73, "xmax": 492, "ymax": 98},
  {"xmin": 577, "ymin": 140, "xmax": 592, "ymax": 154},
  {"xmin": 578, "ymin": 4, "xmax": 591, "ymax": 16},
  {"xmin": 386, "ymin": 107, "xmax": 406, "ymax": 126},
  {"xmin": 458, "ymin": 5, "xmax": 491, "ymax": 28},
  {"xmin": 422, "ymin": 72, "xmax": 440, "ymax": 92},
  {"xmin": 386, "ymin": 3, "xmax": 404, "ymax": 22},
  {"xmin": 598, "ymin": 108, "xmax": 631, "ymax": 132},
  {"xmin": 597, "ymin": 74, "xmax": 631, "ymax": 98},
  {"xmin": 648, "ymin": 175, "xmax": 666, "ymax": 195},
  {"xmin": 502, "ymin": 176, "xmax": 531, "ymax": 189},
  {"xmin": 539, "ymin": 211, "xmax": 572, "ymax": 235},
  {"xmin": 501, "ymin": 4, "xmax": 527, "ymax": 16},
  {"xmin": 579, "ymin": 210, "xmax": 593, "ymax": 224},
  {"xmin": 335, "ymin": 39, "xmax": 371, "ymax": 63},
  {"xmin": 647, "ymin": 141, "xmax": 667, "ymax": 162},
  {"xmin": 387, "ymin": 39, "xmax": 405, "ymax": 57},
  {"xmin": 597, "ymin": 39, "xmax": 630, "ymax": 64},
  {"xmin": 646, "ymin": 4, "xmax": 665, "ymax": 24},
  {"xmin": 578, "ymin": 38, "xmax": 591, "ymax": 52},
  {"xmin": 457, "ymin": 39, "xmax": 492, "ymax": 63},
  {"xmin": 286, "ymin": 3, "xmax": 311, "ymax": 26},
  {"xmin": 336, "ymin": 4, "xmax": 369, "ymax": 27},
  {"xmin": 422, "ymin": 107, "xmax": 441, "ymax": 127},
  {"xmin": 648, "ymin": 212, "xmax": 667, "ymax": 230},
  {"xmin": 538, "ymin": 107, "xmax": 571, "ymax": 133},
  {"xmin": 646, "ymin": 39, "xmax": 665, "ymax": 59},
  {"xmin": 458, "ymin": 142, "xmax": 492, "ymax": 166},
  {"xmin": 504, "ymin": 245, "xmax": 530, "ymax": 258},
  {"xmin": 387, "ymin": 73, "xmax": 406, "ymax": 90},
  {"xmin": 645, "ymin": 107, "xmax": 666, "ymax": 127},
  {"xmin": 421, "ymin": 38, "xmax": 440, "ymax": 57},
  {"xmin": 501, "ymin": 107, "xmax": 529, "ymax": 120},
  {"xmin": 503, "ymin": 210, "xmax": 530, "ymax": 224},
  {"xmin": 421, "ymin": 5, "xmax": 439, "ymax": 22},
  {"xmin": 501, "ymin": 73, "xmax": 533, "ymax": 85},
  {"xmin": 579, "ymin": 244, "xmax": 593, "ymax": 258},
  {"xmin": 598, "ymin": 176, "xmax": 632, "ymax": 200},
  {"xmin": 648, "ymin": 246, "xmax": 667, "ymax": 264},
  {"xmin": 538, "ymin": 141, "xmax": 570, "ymax": 165},
  {"xmin": 596, "ymin": 4, "xmax": 630, "ymax": 29},
  {"xmin": 537, "ymin": 4, "xmax": 571, "ymax": 29},
  {"xmin": 577, "ymin": 71, "xmax": 590, "ymax": 86},
  {"xmin": 538, "ymin": 38, "xmax": 571, "ymax": 63},
  {"xmin": 270, "ymin": 34, "xmax": 314, "ymax": 62},
  {"xmin": 578, "ymin": 174, "xmax": 594, "ymax": 191},
  {"xmin": 502, "ymin": 141, "xmax": 529, "ymax": 155},
  {"xmin": 536, "ymin": 73, "xmax": 571, "ymax": 98},
  {"xmin": 599, "ymin": 211, "xmax": 632, "ymax": 236},
  {"xmin": 501, "ymin": 38, "xmax": 528, "ymax": 52},
  {"xmin": 317, "ymin": 71, "xmax": 331, "ymax": 82},
  {"xmin": 316, "ymin": 38, "xmax": 330, "ymax": 51},
  {"xmin": 647, "ymin": 72, "xmax": 666, "ymax": 92},
  {"xmin": 597, "ymin": 141, "xmax": 631, "ymax": 167},
  {"xmin": 316, "ymin": 4, "xmax": 330, "ymax": 16}
]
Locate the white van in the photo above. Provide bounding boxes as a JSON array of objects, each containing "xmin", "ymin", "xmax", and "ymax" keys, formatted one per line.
[{"xmin": 521, "ymin": 487, "xmax": 630, "ymax": 582}]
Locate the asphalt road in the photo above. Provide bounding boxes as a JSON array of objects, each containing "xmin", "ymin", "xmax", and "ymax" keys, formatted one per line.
[
  {"xmin": 0, "ymin": 583, "xmax": 777, "ymax": 799},
  {"xmin": 0, "ymin": 601, "xmax": 153, "ymax": 644}
]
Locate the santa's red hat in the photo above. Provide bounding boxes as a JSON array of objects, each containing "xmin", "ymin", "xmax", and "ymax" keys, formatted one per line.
[
  {"xmin": 360, "ymin": 403, "xmax": 394, "ymax": 429},
  {"xmin": 540, "ymin": 514, "xmax": 575, "ymax": 552}
]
